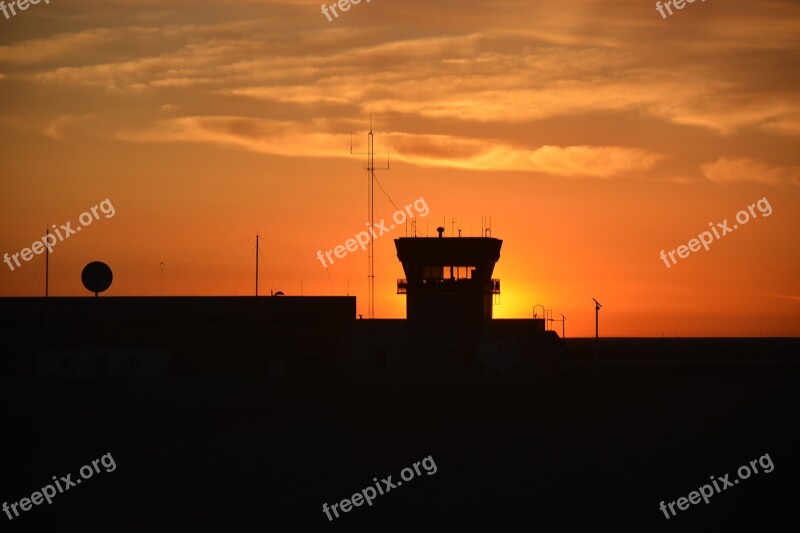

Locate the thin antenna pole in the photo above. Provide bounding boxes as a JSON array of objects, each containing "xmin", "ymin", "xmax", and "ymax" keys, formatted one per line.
[
  {"xmin": 368, "ymin": 118, "xmax": 374, "ymax": 318},
  {"xmin": 45, "ymin": 227, "xmax": 49, "ymax": 298},
  {"xmin": 255, "ymin": 232, "xmax": 259, "ymax": 297},
  {"xmin": 44, "ymin": 226, "xmax": 50, "ymax": 336},
  {"xmin": 160, "ymin": 262, "xmax": 164, "ymax": 296},
  {"xmin": 351, "ymin": 114, "xmax": 389, "ymax": 318},
  {"xmin": 593, "ymin": 298, "xmax": 602, "ymax": 369}
]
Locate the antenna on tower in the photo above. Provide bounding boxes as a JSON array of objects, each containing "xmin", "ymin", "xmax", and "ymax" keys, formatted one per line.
[{"xmin": 350, "ymin": 112, "xmax": 390, "ymax": 319}]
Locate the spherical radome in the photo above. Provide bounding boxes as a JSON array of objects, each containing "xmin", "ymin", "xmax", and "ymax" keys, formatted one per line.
[{"xmin": 81, "ymin": 261, "xmax": 113, "ymax": 295}]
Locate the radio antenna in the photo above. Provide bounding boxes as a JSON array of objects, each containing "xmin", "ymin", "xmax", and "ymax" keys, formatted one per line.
[{"xmin": 350, "ymin": 112, "xmax": 390, "ymax": 319}]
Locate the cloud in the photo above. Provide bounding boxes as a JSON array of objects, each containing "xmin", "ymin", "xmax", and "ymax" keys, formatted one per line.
[
  {"xmin": 387, "ymin": 133, "xmax": 662, "ymax": 176},
  {"xmin": 10, "ymin": 18, "xmax": 799, "ymax": 137},
  {"xmin": 42, "ymin": 115, "xmax": 95, "ymax": 141},
  {"xmin": 119, "ymin": 116, "xmax": 661, "ymax": 178},
  {"xmin": 760, "ymin": 114, "xmax": 800, "ymax": 136},
  {"xmin": 701, "ymin": 158, "xmax": 800, "ymax": 187},
  {"xmin": 765, "ymin": 293, "xmax": 800, "ymax": 303},
  {"xmin": 0, "ymin": 0, "xmax": 797, "ymax": 186}
]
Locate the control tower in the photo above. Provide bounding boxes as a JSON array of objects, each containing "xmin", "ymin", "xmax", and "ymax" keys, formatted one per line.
[
  {"xmin": 396, "ymin": 228, "xmax": 501, "ymax": 322},
  {"xmin": 395, "ymin": 228, "xmax": 502, "ymax": 377}
]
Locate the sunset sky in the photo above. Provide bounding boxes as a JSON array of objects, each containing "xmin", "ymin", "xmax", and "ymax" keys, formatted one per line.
[{"xmin": 1, "ymin": 0, "xmax": 798, "ymax": 337}]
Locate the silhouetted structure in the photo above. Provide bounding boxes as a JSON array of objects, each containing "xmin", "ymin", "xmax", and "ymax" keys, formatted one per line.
[
  {"xmin": 1, "ymin": 231, "xmax": 566, "ymax": 381},
  {"xmin": 0, "ymin": 296, "xmax": 354, "ymax": 378},
  {"xmin": 386, "ymin": 230, "xmax": 559, "ymax": 379}
]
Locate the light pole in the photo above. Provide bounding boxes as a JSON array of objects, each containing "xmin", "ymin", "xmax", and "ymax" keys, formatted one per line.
[
  {"xmin": 593, "ymin": 298, "xmax": 602, "ymax": 369},
  {"xmin": 593, "ymin": 299, "xmax": 602, "ymax": 338}
]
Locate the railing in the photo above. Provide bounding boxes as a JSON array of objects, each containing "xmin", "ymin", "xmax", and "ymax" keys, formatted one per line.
[
  {"xmin": 489, "ymin": 279, "xmax": 500, "ymax": 294},
  {"xmin": 397, "ymin": 278, "xmax": 500, "ymax": 294}
]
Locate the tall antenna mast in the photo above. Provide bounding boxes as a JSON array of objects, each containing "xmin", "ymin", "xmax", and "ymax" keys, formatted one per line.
[
  {"xmin": 368, "ymin": 116, "xmax": 374, "ymax": 317},
  {"xmin": 351, "ymin": 113, "xmax": 390, "ymax": 318}
]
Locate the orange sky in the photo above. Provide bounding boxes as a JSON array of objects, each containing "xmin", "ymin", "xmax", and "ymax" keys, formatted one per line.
[{"xmin": 1, "ymin": 0, "xmax": 799, "ymax": 336}]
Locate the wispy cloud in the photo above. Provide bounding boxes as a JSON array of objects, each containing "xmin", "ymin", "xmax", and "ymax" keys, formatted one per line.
[
  {"xmin": 42, "ymin": 114, "xmax": 95, "ymax": 141},
  {"xmin": 119, "ymin": 116, "xmax": 661, "ymax": 177},
  {"xmin": 701, "ymin": 158, "xmax": 800, "ymax": 187},
  {"xmin": 1, "ymin": 0, "xmax": 798, "ymax": 183},
  {"xmin": 765, "ymin": 293, "xmax": 800, "ymax": 303}
]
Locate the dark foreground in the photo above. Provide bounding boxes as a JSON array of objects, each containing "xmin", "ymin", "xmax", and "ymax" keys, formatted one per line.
[{"xmin": 3, "ymin": 364, "xmax": 798, "ymax": 533}]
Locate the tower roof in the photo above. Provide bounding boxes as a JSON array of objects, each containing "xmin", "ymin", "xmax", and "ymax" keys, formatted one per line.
[{"xmin": 394, "ymin": 236, "xmax": 502, "ymax": 265}]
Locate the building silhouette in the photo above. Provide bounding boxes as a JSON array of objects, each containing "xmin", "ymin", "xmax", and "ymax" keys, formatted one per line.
[{"xmin": 0, "ymin": 231, "xmax": 563, "ymax": 380}]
